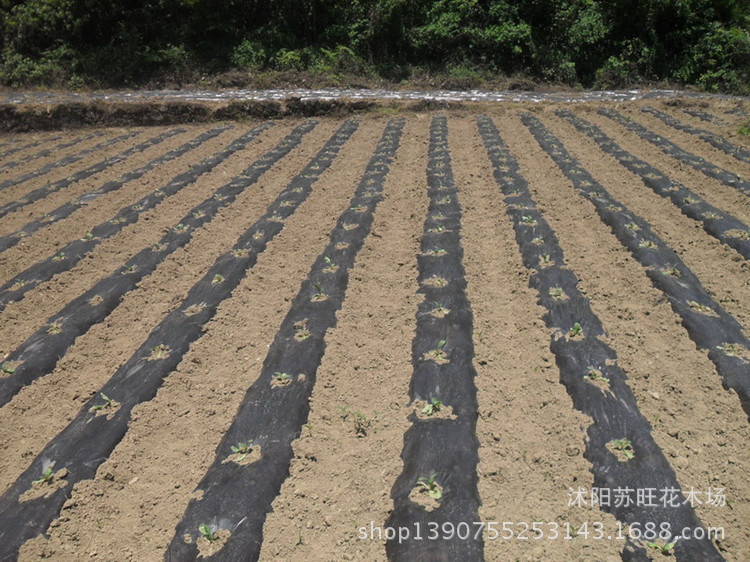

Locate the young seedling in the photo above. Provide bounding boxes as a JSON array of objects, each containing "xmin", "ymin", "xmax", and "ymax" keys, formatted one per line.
[
  {"xmin": 342, "ymin": 223, "xmax": 358, "ymax": 230},
  {"xmin": 423, "ymin": 276, "xmax": 448, "ymax": 288},
  {"xmin": 425, "ymin": 340, "xmax": 449, "ymax": 364},
  {"xmin": 351, "ymin": 204, "xmax": 366, "ymax": 212},
  {"xmin": 122, "ymin": 265, "xmax": 137, "ymax": 275},
  {"xmin": 416, "ymin": 474, "xmax": 443, "ymax": 500},
  {"xmin": 151, "ymin": 242, "xmax": 166, "ymax": 252},
  {"xmin": 150, "ymin": 344, "xmax": 170, "ymax": 360},
  {"xmin": 280, "ymin": 200, "xmax": 295, "ymax": 207},
  {"xmin": 212, "ymin": 274, "xmax": 224, "ymax": 284},
  {"xmin": 51, "ymin": 252, "xmax": 66, "ymax": 262},
  {"xmin": 352, "ymin": 411, "xmax": 370, "ymax": 436},
  {"xmin": 549, "ymin": 287, "xmax": 566, "ymax": 300},
  {"xmin": 429, "ymin": 302, "xmax": 450, "ymax": 318},
  {"xmin": 638, "ymin": 240, "xmax": 656, "ymax": 249},
  {"xmin": 273, "ymin": 371, "xmax": 292, "ymax": 386},
  {"xmin": 47, "ymin": 321, "xmax": 62, "ymax": 335},
  {"xmin": 323, "ymin": 256, "xmax": 338, "ymax": 273},
  {"xmin": 609, "ymin": 438, "xmax": 635, "ymax": 460},
  {"xmin": 521, "ymin": 215, "xmax": 536, "ymax": 224},
  {"xmin": 232, "ymin": 248, "xmax": 250, "ymax": 258},
  {"xmin": 192, "ymin": 210, "xmax": 206, "ymax": 219},
  {"xmin": 199, "ymin": 524, "xmax": 219, "ymax": 543},
  {"xmin": 531, "ymin": 237, "xmax": 544, "ymax": 245},
  {"xmin": 646, "ymin": 541, "xmax": 676, "ymax": 555},
  {"xmin": 230, "ymin": 442, "xmax": 253, "ymax": 461},
  {"xmin": 626, "ymin": 222, "xmax": 640, "ymax": 231},
  {"xmin": 173, "ymin": 223, "xmax": 189, "ymax": 233},
  {"xmin": 311, "ymin": 282, "xmax": 327, "ymax": 302},
  {"xmin": 569, "ymin": 322, "xmax": 582, "ymax": 338},
  {"xmin": 33, "ymin": 464, "xmax": 55, "ymax": 485},
  {"xmin": 421, "ymin": 398, "xmax": 443, "ymax": 416},
  {"xmin": 661, "ymin": 265, "xmax": 680, "ymax": 277},
  {"xmin": 89, "ymin": 393, "xmax": 113, "ymax": 412},
  {"xmin": 427, "ymin": 225, "xmax": 446, "ymax": 234},
  {"xmin": 584, "ymin": 367, "xmax": 610, "ymax": 383},
  {"xmin": 1, "ymin": 362, "xmax": 17, "ymax": 375},
  {"xmin": 423, "ymin": 248, "xmax": 447, "ymax": 257},
  {"xmin": 80, "ymin": 232, "xmax": 94, "ymax": 241},
  {"xmin": 539, "ymin": 254, "xmax": 552, "ymax": 267},
  {"xmin": 688, "ymin": 300, "xmax": 714, "ymax": 315}
]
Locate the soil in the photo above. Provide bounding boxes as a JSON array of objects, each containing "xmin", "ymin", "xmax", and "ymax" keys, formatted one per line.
[{"xmin": 0, "ymin": 96, "xmax": 748, "ymax": 561}]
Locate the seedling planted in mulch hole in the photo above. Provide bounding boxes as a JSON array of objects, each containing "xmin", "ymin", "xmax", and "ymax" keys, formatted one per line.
[
  {"xmin": 47, "ymin": 321, "xmax": 63, "ymax": 335},
  {"xmin": 424, "ymin": 340, "xmax": 450, "ymax": 364},
  {"xmin": 212, "ymin": 274, "xmax": 224, "ymax": 285},
  {"xmin": 725, "ymin": 229, "xmax": 750, "ymax": 241},
  {"xmin": 311, "ymin": 283, "xmax": 328, "ymax": 302},
  {"xmin": 194, "ymin": 523, "xmax": 231, "ymax": 557},
  {"xmin": 423, "ymin": 248, "xmax": 448, "ymax": 257},
  {"xmin": 294, "ymin": 319, "xmax": 311, "ymax": 341},
  {"xmin": 661, "ymin": 265, "xmax": 681, "ymax": 277},
  {"xmin": 1, "ymin": 361, "xmax": 20, "ymax": 377},
  {"xmin": 539, "ymin": 254, "xmax": 553, "ymax": 268},
  {"xmin": 717, "ymin": 343, "xmax": 750, "ymax": 362},
  {"xmin": 224, "ymin": 441, "xmax": 262, "ymax": 465},
  {"xmin": 415, "ymin": 398, "xmax": 456, "ymax": 420},
  {"xmin": 410, "ymin": 473, "xmax": 443, "ymax": 511},
  {"xmin": 646, "ymin": 540, "xmax": 676, "ymax": 557},
  {"xmin": 184, "ymin": 302, "xmax": 207, "ymax": 316},
  {"xmin": 549, "ymin": 287, "xmax": 567, "ymax": 300},
  {"xmin": 583, "ymin": 367, "xmax": 610, "ymax": 390},
  {"xmin": 20, "ymin": 461, "xmax": 69, "ymax": 502},
  {"xmin": 323, "ymin": 256, "xmax": 338, "ymax": 273},
  {"xmin": 428, "ymin": 302, "xmax": 450, "ymax": 318},
  {"xmin": 608, "ymin": 438, "xmax": 635, "ymax": 462},
  {"xmin": 149, "ymin": 344, "xmax": 171, "ymax": 360},
  {"xmin": 271, "ymin": 371, "xmax": 292, "ymax": 388},
  {"xmin": 568, "ymin": 322, "xmax": 583, "ymax": 338},
  {"xmin": 89, "ymin": 392, "xmax": 121, "ymax": 418},
  {"xmin": 687, "ymin": 300, "xmax": 718, "ymax": 317},
  {"xmin": 423, "ymin": 276, "xmax": 448, "ymax": 288}
]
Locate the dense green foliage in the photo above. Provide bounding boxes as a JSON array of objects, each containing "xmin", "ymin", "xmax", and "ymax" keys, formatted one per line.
[{"xmin": 1, "ymin": 0, "xmax": 748, "ymax": 92}]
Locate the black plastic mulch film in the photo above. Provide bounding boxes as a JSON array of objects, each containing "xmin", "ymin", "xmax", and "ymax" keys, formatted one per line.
[
  {"xmin": 683, "ymin": 110, "xmax": 724, "ymax": 125},
  {"xmin": 0, "ymin": 120, "xmax": 311, "ymax": 408},
  {"xmin": 477, "ymin": 115, "xmax": 723, "ymax": 562},
  {"xmin": 165, "ymin": 118, "xmax": 404, "ymax": 561},
  {"xmin": 640, "ymin": 107, "xmax": 750, "ymax": 165},
  {"xmin": 0, "ymin": 130, "xmax": 104, "ymax": 171},
  {"xmin": 0, "ymin": 118, "xmax": 363, "ymax": 560},
  {"xmin": 556, "ymin": 110, "xmax": 750, "ymax": 260},
  {"xmin": 525, "ymin": 113, "xmax": 750, "ymax": 421},
  {"xmin": 599, "ymin": 108, "xmax": 750, "ymax": 199},
  {"xmin": 384, "ymin": 115, "xmax": 482, "ymax": 561},
  {"xmin": 0, "ymin": 124, "xmax": 233, "ymax": 254},
  {"xmin": 0, "ymin": 135, "xmax": 63, "ymax": 161},
  {"xmin": 0, "ymin": 123, "xmax": 272, "ymax": 311},
  {"xmin": 0, "ymin": 128, "xmax": 163, "ymax": 219},
  {"xmin": 0, "ymin": 129, "xmax": 146, "ymax": 194}
]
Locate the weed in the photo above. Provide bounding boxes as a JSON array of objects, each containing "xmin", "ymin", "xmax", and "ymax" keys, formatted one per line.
[
  {"xmin": 421, "ymin": 398, "xmax": 443, "ymax": 416},
  {"xmin": 352, "ymin": 411, "xmax": 370, "ymax": 436},
  {"xmin": 569, "ymin": 322, "xmax": 582, "ymax": 338},
  {"xmin": 212, "ymin": 274, "xmax": 224, "ymax": 284},
  {"xmin": 416, "ymin": 474, "xmax": 443, "ymax": 500},
  {"xmin": 199, "ymin": 524, "xmax": 219, "ymax": 543}
]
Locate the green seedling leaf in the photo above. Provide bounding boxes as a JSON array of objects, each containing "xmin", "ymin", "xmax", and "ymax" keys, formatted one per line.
[{"xmin": 199, "ymin": 523, "xmax": 218, "ymax": 542}]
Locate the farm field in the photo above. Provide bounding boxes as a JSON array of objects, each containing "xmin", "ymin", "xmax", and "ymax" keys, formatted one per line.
[{"xmin": 0, "ymin": 98, "xmax": 749, "ymax": 561}]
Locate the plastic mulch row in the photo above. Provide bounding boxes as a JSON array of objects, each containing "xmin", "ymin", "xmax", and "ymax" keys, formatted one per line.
[
  {"xmin": 384, "ymin": 115, "xmax": 482, "ymax": 561},
  {"xmin": 165, "ymin": 118, "xmax": 405, "ymax": 561},
  {"xmin": 599, "ymin": 108, "xmax": 750, "ymax": 199},
  {"xmin": 478, "ymin": 115, "xmax": 723, "ymax": 562},
  {"xmin": 683, "ymin": 110, "xmax": 724, "ymax": 125},
  {"xmin": 0, "ymin": 119, "xmax": 361, "ymax": 561},
  {"xmin": 641, "ymin": 107, "xmax": 750, "ymax": 165},
  {"xmin": 0, "ymin": 120, "xmax": 318, "ymax": 408},
  {"xmin": 0, "ymin": 129, "xmax": 146, "ymax": 192},
  {"xmin": 522, "ymin": 113, "xmax": 750, "ymax": 421},
  {"xmin": 0, "ymin": 130, "xmax": 105, "ymax": 171},
  {"xmin": 0, "ymin": 124, "xmax": 233, "ymax": 253},
  {"xmin": 0, "ymin": 124, "xmax": 270, "ymax": 310},
  {"xmin": 0, "ymin": 135, "xmax": 63, "ymax": 161},
  {"xmin": 0, "ymin": 129, "xmax": 173, "ymax": 219},
  {"xmin": 557, "ymin": 110, "xmax": 750, "ymax": 260}
]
